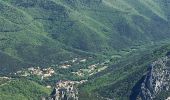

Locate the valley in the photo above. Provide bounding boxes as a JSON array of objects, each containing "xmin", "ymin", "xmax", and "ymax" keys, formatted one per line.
[{"xmin": 0, "ymin": 0, "xmax": 170, "ymax": 100}]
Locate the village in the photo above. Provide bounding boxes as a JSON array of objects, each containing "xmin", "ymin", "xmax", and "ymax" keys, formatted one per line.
[
  {"xmin": 58, "ymin": 58, "xmax": 87, "ymax": 69},
  {"xmin": 12, "ymin": 57, "xmax": 111, "ymax": 100},
  {"xmin": 14, "ymin": 57, "xmax": 89, "ymax": 77},
  {"xmin": 1, "ymin": 56, "xmax": 112, "ymax": 100},
  {"xmin": 71, "ymin": 60, "xmax": 109, "ymax": 77},
  {"xmin": 56, "ymin": 57, "xmax": 110, "ymax": 78},
  {"xmin": 16, "ymin": 67, "xmax": 55, "ymax": 79},
  {"xmin": 14, "ymin": 56, "xmax": 110, "ymax": 79},
  {"xmin": 50, "ymin": 80, "xmax": 87, "ymax": 100}
]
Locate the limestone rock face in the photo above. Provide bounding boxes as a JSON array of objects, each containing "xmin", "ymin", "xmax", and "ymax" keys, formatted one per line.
[
  {"xmin": 50, "ymin": 80, "xmax": 79, "ymax": 100},
  {"xmin": 137, "ymin": 56, "xmax": 170, "ymax": 100}
]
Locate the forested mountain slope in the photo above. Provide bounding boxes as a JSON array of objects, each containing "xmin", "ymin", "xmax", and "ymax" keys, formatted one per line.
[
  {"xmin": 0, "ymin": 0, "xmax": 170, "ymax": 73},
  {"xmin": 0, "ymin": 78, "xmax": 50, "ymax": 100},
  {"xmin": 79, "ymin": 45, "xmax": 170, "ymax": 100}
]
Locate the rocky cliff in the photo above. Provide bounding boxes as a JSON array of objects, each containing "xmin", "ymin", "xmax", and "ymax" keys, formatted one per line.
[{"xmin": 134, "ymin": 56, "xmax": 170, "ymax": 100}]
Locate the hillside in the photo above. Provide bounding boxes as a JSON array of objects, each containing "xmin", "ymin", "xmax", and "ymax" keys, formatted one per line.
[
  {"xmin": 0, "ymin": 78, "xmax": 50, "ymax": 100},
  {"xmin": 0, "ymin": 0, "xmax": 170, "ymax": 100},
  {"xmin": 79, "ymin": 45, "xmax": 170, "ymax": 100},
  {"xmin": 0, "ymin": 0, "xmax": 170, "ymax": 73}
]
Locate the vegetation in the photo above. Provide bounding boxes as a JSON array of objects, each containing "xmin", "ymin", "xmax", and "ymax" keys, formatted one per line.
[
  {"xmin": 0, "ymin": 79, "xmax": 50, "ymax": 100},
  {"xmin": 0, "ymin": 0, "xmax": 170, "ymax": 73},
  {"xmin": 0, "ymin": 0, "xmax": 170, "ymax": 100},
  {"xmin": 79, "ymin": 44, "xmax": 170, "ymax": 99}
]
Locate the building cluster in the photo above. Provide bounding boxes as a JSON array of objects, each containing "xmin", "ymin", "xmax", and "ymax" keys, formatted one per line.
[
  {"xmin": 59, "ymin": 58, "xmax": 88, "ymax": 69},
  {"xmin": 16, "ymin": 67, "xmax": 55, "ymax": 78},
  {"xmin": 50, "ymin": 80, "xmax": 79, "ymax": 100},
  {"xmin": 0, "ymin": 76, "xmax": 11, "ymax": 80},
  {"xmin": 60, "ymin": 64, "xmax": 71, "ymax": 69},
  {"xmin": 72, "ymin": 63, "xmax": 108, "ymax": 77},
  {"xmin": 28, "ymin": 67, "xmax": 55, "ymax": 77}
]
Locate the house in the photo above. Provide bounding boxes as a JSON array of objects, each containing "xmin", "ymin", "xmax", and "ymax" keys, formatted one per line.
[
  {"xmin": 72, "ymin": 58, "xmax": 78, "ymax": 63},
  {"xmin": 60, "ymin": 64, "xmax": 71, "ymax": 69},
  {"xmin": 28, "ymin": 67, "xmax": 34, "ymax": 71},
  {"xmin": 80, "ymin": 59, "xmax": 87, "ymax": 62}
]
